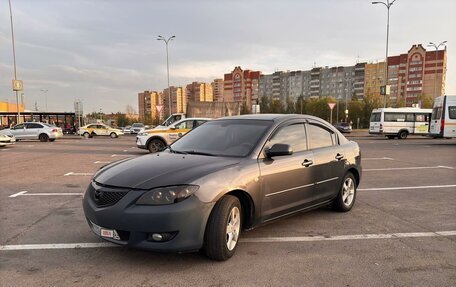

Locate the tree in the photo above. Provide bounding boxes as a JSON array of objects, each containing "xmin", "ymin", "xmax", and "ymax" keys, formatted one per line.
[
  {"xmin": 240, "ymin": 100, "xmax": 249, "ymax": 115},
  {"xmin": 116, "ymin": 113, "xmax": 130, "ymax": 127},
  {"xmin": 259, "ymin": 96, "xmax": 271, "ymax": 114},
  {"xmin": 415, "ymin": 94, "xmax": 433, "ymax": 109},
  {"xmin": 126, "ymin": 105, "xmax": 136, "ymax": 116},
  {"xmin": 269, "ymin": 99, "xmax": 285, "ymax": 114},
  {"xmin": 285, "ymin": 97, "xmax": 296, "ymax": 114}
]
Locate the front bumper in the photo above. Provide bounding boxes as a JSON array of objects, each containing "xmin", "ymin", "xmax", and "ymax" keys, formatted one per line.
[
  {"xmin": 136, "ymin": 135, "xmax": 148, "ymax": 149},
  {"xmin": 49, "ymin": 131, "xmax": 64, "ymax": 139},
  {"xmin": 82, "ymin": 182, "xmax": 214, "ymax": 252}
]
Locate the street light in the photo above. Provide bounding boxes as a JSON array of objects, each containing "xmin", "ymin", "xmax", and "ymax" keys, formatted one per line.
[
  {"xmin": 41, "ymin": 89, "xmax": 48, "ymax": 112},
  {"xmin": 157, "ymin": 35, "xmax": 175, "ymax": 116},
  {"xmin": 372, "ymin": 0, "xmax": 397, "ymax": 108},
  {"xmin": 428, "ymin": 41, "xmax": 447, "ymax": 98},
  {"xmin": 8, "ymin": 0, "xmax": 21, "ymax": 123}
]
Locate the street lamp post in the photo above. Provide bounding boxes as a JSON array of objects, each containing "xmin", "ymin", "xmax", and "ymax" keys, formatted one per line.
[
  {"xmin": 372, "ymin": 0, "xmax": 397, "ymax": 108},
  {"xmin": 428, "ymin": 41, "xmax": 447, "ymax": 98},
  {"xmin": 157, "ymin": 35, "xmax": 176, "ymax": 117},
  {"xmin": 8, "ymin": 0, "xmax": 21, "ymax": 123}
]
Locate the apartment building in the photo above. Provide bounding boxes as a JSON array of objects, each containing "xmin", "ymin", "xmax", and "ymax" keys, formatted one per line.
[
  {"xmin": 224, "ymin": 66, "xmax": 261, "ymax": 110},
  {"xmin": 364, "ymin": 62, "xmax": 386, "ymax": 98},
  {"xmin": 138, "ymin": 90, "xmax": 162, "ymax": 120},
  {"xmin": 163, "ymin": 86, "xmax": 186, "ymax": 115},
  {"xmin": 186, "ymin": 82, "xmax": 214, "ymax": 102},
  {"xmin": 211, "ymin": 79, "xmax": 224, "ymax": 102}
]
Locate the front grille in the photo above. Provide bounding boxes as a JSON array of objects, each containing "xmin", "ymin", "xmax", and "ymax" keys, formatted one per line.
[{"xmin": 90, "ymin": 182, "xmax": 130, "ymax": 207}]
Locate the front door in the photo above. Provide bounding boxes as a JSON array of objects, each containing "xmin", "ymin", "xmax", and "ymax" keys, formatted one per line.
[{"xmin": 259, "ymin": 122, "xmax": 315, "ymax": 221}]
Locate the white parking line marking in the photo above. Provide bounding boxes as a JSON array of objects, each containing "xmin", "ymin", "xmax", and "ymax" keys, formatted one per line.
[
  {"xmin": 0, "ymin": 242, "xmax": 117, "ymax": 251},
  {"xmin": 363, "ymin": 157, "xmax": 394, "ymax": 161},
  {"xmin": 364, "ymin": 166, "xmax": 454, "ymax": 171},
  {"xmin": 94, "ymin": 161, "xmax": 111, "ymax": 164},
  {"xmin": 64, "ymin": 172, "xmax": 93, "ymax": 176},
  {"xmin": 2, "ymin": 231, "xmax": 455, "ymax": 251},
  {"xmin": 9, "ymin": 191, "xmax": 83, "ymax": 197},
  {"xmin": 241, "ymin": 231, "xmax": 456, "ymax": 243},
  {"xmin": 359, "ymin": 184, "xmax": 456, "ymax": 191},
  {"xmin": 8, "ymin": 191, "xmax": 28, "ymax": 198}
]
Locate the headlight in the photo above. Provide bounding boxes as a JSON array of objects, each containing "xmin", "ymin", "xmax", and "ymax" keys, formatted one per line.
[
  {"xmin": 138, "ymin": 132, "xmax": 148, "ymax": 136},
  {"xmin": 136, "ymin": 185, "xmax": 199, "ymax": 205}
]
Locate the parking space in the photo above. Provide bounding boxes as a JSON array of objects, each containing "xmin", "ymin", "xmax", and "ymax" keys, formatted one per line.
[{"xmin": 1, "ymin": 134, "xmax": 455, "ymax": 286}]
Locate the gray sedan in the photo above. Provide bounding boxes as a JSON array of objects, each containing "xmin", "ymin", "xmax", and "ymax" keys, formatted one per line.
[
  {"xmin": 0, "ymin": 122, "xmax": 63, "ymax": 142},
  {"xmin": 83, "ymin": 114, "xmax": 361, "ymax": 261}
]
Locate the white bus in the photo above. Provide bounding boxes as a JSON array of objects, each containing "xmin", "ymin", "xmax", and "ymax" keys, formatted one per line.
[
  {"xmin": 429, "ymin": 95, "xmax": 456, "ymax": 138},
  {"xmin": 369, "ymin": 107, "xmax": 432, "ymax": 139}
]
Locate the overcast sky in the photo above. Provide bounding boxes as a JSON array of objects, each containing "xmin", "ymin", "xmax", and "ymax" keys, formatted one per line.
[{"xmin": 0, "ymin": 0, "xmax": 454, "ymax": 114}]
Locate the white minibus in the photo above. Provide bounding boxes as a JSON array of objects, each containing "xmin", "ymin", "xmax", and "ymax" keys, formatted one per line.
[
  {"xmin": 369, "ymin": 107, "xmax": 432, "ymax": 139},
  {"xmin": 429, "ymin": 95, "xmax": 456, "ymax": 138}
]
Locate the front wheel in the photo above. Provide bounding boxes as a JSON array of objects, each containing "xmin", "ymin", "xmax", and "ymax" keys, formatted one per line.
[
  {"xmin": 83, "ymin": 132, "xmax": 90, "ymax": 139},
  {"xmin": 332, "ymin": 172, "xmax": 357, "ymax": 212},
  {"xmin": 147, "ymin": 139, "xmax": 165, "ymax": 153},
  {"xmin": 110, "ymin": 132, "xmax": 118, "ymax": 138},
  {"xmin": 204, "ymin": 195, "xmax": 242, "ymax": 261}
]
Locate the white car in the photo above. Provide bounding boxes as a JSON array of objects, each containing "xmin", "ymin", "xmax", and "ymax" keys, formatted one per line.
[
  {"xmin": 136, "ymin": 118, "xmax": 210, "ymax": 153},
  {"xmin": 0, "ymin": 133, "xmax": 16, "ymax": 147},
  {"xmin": 78, "ymin": 124, "xmax": 124, "ymax": 138},
  {"xmin": 0, "ymin": 122, "xmax": 63, "ymax": 142}
]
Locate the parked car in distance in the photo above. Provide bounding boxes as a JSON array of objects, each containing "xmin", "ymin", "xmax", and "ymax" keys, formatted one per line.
[
  {"xmin": 0, "ymin": 134, "xmax": 16, "ymax": 147},
  {"xmin": 78, "ymin": 124, "xmax": 124, "ymax": 138},
  {"xmin": 334, "ymin": 122, "xmax": 352, "ymax": 133},
  {"xmin": 123, "ymin": 125, "xmax": 132, "ymax": 134},
  {"xmin": 83, "ymin": 114, "xmax": 361, "ymax": 261},
  {"xmin": 130, "ymin": 123, "xmax": 145, "ymax": 134},
  {"xmin": 136, "ymin": 117, "xmax": 210, "ymax": 153},
  {"xmin": 0, "ymin": 122, "xmax": 63, "ymax": 142}
]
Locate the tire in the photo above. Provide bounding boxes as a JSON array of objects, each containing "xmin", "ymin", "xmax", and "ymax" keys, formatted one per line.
[
  {"xmin": 332, "ymin": 172, "xmax": 357, "ymax": 212},
  {"xmin": 49, "ymin": 139, "xmax": 55, "ymax": 142},
  {"xmin": 386, "ymin": 135, "xmax": 395, "ymax": 139},
  {"xmin": 147, "ymin": 139, "xmax": 165, "ymax": 153},
  {"xmin": 39, "ymin": 133, "xmax": 49, "ymax": 142},
  {"xmin": 110, "ymin": 132, "xmax": 118, "ymax": 138},
  {"xmin": 204, "ymin": 195, "xmax": 242, "ymax": 261},
  {"xmin": 83, "ymin": 132, "xmax": 90, "ymax": 139},
  {"xmin": 398, "ymin": 130, "xmax": 408, "ymax": 139}
]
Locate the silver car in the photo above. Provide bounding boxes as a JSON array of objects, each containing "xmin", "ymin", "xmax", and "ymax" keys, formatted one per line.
[{"xmin": 0, "ymin": 122, "xmax": 63, "ymax": 142}]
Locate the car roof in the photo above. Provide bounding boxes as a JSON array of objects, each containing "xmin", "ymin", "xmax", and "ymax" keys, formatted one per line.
[{"xmin": 215, "ymin": 114, "xmax": 323, "ymax": 123}]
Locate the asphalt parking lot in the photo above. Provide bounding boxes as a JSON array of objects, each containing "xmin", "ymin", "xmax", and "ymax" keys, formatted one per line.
[{"xmin": 1, "ymin": 133, "xmax": 455, "ymax": 286}]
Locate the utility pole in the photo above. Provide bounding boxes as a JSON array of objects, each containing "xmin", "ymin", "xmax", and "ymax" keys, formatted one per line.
[
  {"xmin": 157, "ymin": 35, "xmax": 176, "ymax": 117},
  {"xmin": 9, "ymin": 0, "xmax": 22, "ymax": 124},
  {"xmin": 428, "ymin": 41, "xmax": 447, "ymax": 98}
]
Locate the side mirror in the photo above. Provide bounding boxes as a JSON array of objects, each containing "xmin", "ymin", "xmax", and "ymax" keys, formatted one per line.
[{"xmin": 265, "ymin": 144, "xmax": 293, "ymax": 158}]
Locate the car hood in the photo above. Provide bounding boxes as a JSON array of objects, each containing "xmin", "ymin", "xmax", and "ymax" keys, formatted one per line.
[
  {"xmin": 94, "ymin": 152, "xmax": 241, "ymax": 190},
  {"xmin": 0, "ymin": 129, "xmax": 12, "ymax": 136}
]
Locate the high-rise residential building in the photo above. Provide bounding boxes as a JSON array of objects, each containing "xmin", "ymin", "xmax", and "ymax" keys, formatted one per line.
[
  {"xmin": 186, "ymin": 82, "xmax": 213, "ymax": 102},
  {"xmin": 223, "ymin": 66, "xmax": 261, "ymax": 110},
  {"xmin": 387, "ymin": 44, "xmax": 447, "ymax": 106},
  {"xmin": 211, "ymin": 79, "xmax": 224, "ymax": 102},
  {"xmin": 138, "ymin": 91, "xmax": 163, "ymax": 120},
  {"xmin": 364, "ymin": 62, "xmax": 386, "ymax": 98},
  {"xmin": 163, "ymin": 86, "xmax": 186, "ymax": 115},
  {"xmin": 259, "ymin": 64, "xmax": 366, "ymax": 102}
]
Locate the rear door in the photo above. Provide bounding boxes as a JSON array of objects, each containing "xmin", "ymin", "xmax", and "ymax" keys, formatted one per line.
[
  {"xmin": 259, "ymin": 121, "xmax": 315, "ymax": 221},
  {"xmin": 25, "ymin": 123, "xmax": 43, "ymax": 139},
  {"xmin": 369, "ymin": 112, "xmax": 381, "ymax": 133},
  {"xmin": 307, "ymin": 121, "xmax": 345, "ymax": 203}
]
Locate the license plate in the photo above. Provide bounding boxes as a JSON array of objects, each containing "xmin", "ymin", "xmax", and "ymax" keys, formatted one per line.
[{"xmin": 91, "ymin": 221, "xmax": 120, "ymax": 240}]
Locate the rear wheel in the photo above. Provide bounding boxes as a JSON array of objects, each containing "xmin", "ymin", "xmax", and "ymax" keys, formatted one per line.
[
  {"xmin": 398, "ymin": 130, "xmax": 408, "ymax": 139},
  {"xmin": 147, "ymin": 139, "xmax": 165, "ymax": 153},
  {"xmin": 332, "ymin": 172, "xmax": 357, "ymax": 212},
  {"xmin": 204, "ymin": 195, "xmax": 242, "ymax": 261},
  {"xmin": 39, "ymin": 133, "xmax": 49, "ymax": 142},
  {"xmin": 83, "ymin": 132, "xmax": 90, "ymax": 139},
  {"xmin": 110, "ymin": 132, "xmax": 118, "ymax": 138}
]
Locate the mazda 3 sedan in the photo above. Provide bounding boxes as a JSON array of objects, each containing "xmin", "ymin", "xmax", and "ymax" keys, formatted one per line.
[{"xmin": 83, "ymin": 114, "xmax": 361, "ymax": 261}]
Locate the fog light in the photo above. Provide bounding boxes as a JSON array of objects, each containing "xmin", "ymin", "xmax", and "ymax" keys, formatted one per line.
[
  {"xmin": 148, "ymin": 232, "xmax": 178, "ymax": 242},
  {"xmin": 151, "ymin": 233, "xmax": 163, "ymax": 241}
]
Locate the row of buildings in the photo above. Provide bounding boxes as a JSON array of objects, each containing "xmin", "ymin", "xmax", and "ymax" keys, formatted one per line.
[{"xmin": 139, "ymin": 44, "xmax": 447, "ymax": 118}]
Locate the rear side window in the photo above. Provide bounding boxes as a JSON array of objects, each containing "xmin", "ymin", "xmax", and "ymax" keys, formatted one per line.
[
  {"xmin": 175, "ymin": 120, "xmax": 193, "ymax": 130},
  {"xmin": 415, "ymin": 114, "xmax": 430, "ymax": 122},
  {"xmin": 269, "ymin": 124, "xmax": 307, "ymax": 153},
  {"xmin": 448, "ymin": 106, "xmax": 456, "ymax": 119},
  {"xmin": 370, "ymin": 113, "xmax": 381, "ymax": 122},
  {"xmin": 87, "ymin": 125, "xmax": 96, "ymax": 129},
  {"xmin": 307, "ymin": 124, "xmax": 334, "ymax": 149},
  {"xmin": 26, "ymin": 123, "xmax": 42, "ymax": 129},
  {"xmin": 384, "ymin": 113, "xmax": 406, "ymax": 122}
]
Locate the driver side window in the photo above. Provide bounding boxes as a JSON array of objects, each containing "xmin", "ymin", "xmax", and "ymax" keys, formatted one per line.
[{"xmin": 268, "ymin": 123, "xmax": 307, "ymax": 153}]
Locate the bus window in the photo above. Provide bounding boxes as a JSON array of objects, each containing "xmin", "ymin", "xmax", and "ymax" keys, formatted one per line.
[
  {"xmin": 406, "ymin": 114, "xmax": 414, "ymax": 122},
  {"xmin": 384, "ymin": 113, "xmax": 406, "ymax": 122},
  {"xmin": 449, "ymin": 106, "xmax": 456, "ymax": 119},
  {"xmin": 415, "ymin": 114, "xmax": 428, "ymax": 122},
  {"xmin": 370, "ymin": 113, "xmax": 381, "ymax": 122}
]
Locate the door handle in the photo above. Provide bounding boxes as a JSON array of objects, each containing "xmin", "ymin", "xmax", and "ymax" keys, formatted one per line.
[
  {"xmin": 335, "ymin": 153, "xmax": 345, "ymax": 160},
  {"xmin": 302, "ymin": 159, "xmax": 313, "ymax": 167}
]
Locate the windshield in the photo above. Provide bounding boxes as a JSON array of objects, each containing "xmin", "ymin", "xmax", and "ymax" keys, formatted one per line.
[
  {"xmin": 370, "ymin": 112, "xmax": 381, "ymax": 122},
  {"xmin": 171, "ymin": 119, "xmax": 272, "ymax": 157}
]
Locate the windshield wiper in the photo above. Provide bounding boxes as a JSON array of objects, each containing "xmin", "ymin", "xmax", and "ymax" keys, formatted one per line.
[
  {"xmin": 181, "ymin": 150, "xmax": 215, "ymax": 156},
  {"xmin": 167, "ymin": 146, "xmax": 188, "ymax": 154}
]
